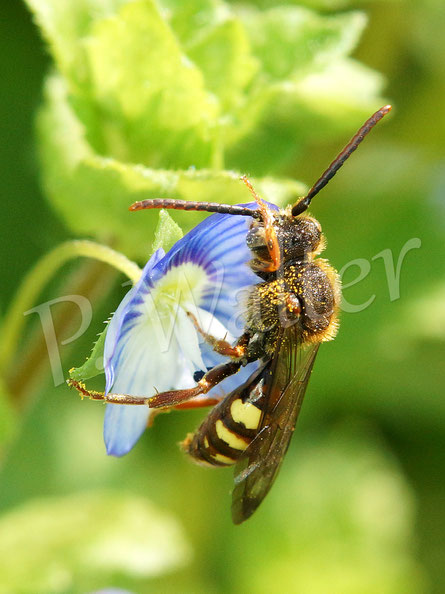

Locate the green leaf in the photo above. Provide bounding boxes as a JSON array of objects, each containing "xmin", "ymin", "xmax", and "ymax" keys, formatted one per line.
[
  {"xmin": 220, "ymin": 7, "xmax": 384, "ymax": 174},
  {"xmin": 69, "ymin": 325, "xmax": 107, "ymax": 381},
  {"xmin": 162, "ymin": 0, "xmax": 225, "ymax": 45},
  {"xmin": 30, "ymin": 0, "xmax": 385, "ymax": 240},
  {"xmin": 225, "ymin": 59, "xmax": 386, "ymax": 175},
  {"xmin": 239, "ymin": 7, "xmax": 367, "ymax": 80},
  {"xmin": 0, "ymin": 491, "xmax": 191, "ymax": 593},
  {"xmin": 24, "ymin": 0, "xmax": 128, "ymax": 86},
  {"xmin": 186, "ymin": 16, "xmax": 259, "ymax": 113},
  {"xmin": 152, "ymin": 210, "xmax": 184, "ymax": 253},
  {"xmin": 227, "ymin": 0, "xmax": 375, "ymax": 12},
  {"xmin": 37, "ymin": 74, "xmax": 305, "ymax": 260},
  {"xmin": 27, "ymin": 0, "xmax": 224, "ymax": 168},
  {"xmin": 83, "ymin": 0, "xmax": 220, "ymax": 167}
]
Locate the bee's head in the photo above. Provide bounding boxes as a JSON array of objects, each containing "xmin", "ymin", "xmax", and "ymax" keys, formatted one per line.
[
  {"xmin": 247, "ymin": 213, "xmax": 324, "ymax": 265},
  {"xmin": 280, "ymin": 214, "xmax": 324, "ymax": 258},
  {"xmin": 244, "ymin": 106, "xmax": 391, "ymax": 275}
]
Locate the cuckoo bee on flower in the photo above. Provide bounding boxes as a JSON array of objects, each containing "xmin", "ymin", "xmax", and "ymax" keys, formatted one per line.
[{"xmin": 69, "ymin": 106, "xmax": 391, "ymax": 523}]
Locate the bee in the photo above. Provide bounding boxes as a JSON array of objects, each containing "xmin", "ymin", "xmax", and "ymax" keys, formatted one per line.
[{"xmin": 71, "ymin": 105, "xmax": 391, "ymax": 523}]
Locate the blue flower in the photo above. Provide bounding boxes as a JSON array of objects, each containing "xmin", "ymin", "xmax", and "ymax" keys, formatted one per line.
[{"xmin": 103, "ymin": 204, "xmax": 272, "ymax": 456}]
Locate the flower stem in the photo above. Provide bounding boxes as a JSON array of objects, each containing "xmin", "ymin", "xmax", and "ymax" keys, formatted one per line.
[{"xmin": 0, "ymin": 240, "xmax": 141, "ymax": 375}]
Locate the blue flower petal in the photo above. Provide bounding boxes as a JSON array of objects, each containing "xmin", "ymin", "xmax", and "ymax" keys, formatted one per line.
[
  {"xmin": 155, "ymin": 203, "xmax": 272, "ymax": 335},
  {"xmin": 104, "ymin": 403, "xmax": 150, "ymax": 457},
  {"xmin": 104, "ymin": 248, "xmax": 166, "ymax": 393},
  {"xmin": 103, "ymin": 202, "xmax": 277, "ymax": 455}
]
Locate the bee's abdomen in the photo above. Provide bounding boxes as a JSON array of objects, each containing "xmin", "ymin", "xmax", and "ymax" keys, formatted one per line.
[{"xmin": 182, "ymin": 387, "xmax": 264, "ymax": 468}]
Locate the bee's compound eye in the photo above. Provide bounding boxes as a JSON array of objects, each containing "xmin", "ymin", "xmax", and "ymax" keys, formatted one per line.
[
  {"xmin": 246, "ymin": 225, "xmax": 266, "ymax": 250},
  {"xmin": 305, "ymin": 217, "xmax": 321, "ymax": 236},
  {"xmin": 303, "ymin": 217, "xmax": 322, "ymax": 251}
]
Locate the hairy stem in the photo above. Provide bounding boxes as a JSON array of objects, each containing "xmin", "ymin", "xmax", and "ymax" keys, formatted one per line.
[{"xmin": 0, "ymin": 240, "xmax": 141, "ymax": 376}]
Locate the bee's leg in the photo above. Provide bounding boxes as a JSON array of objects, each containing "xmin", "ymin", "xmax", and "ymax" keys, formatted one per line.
[
  {"xmin": 174, "ymin": 396, "xmax": 221, "ymax": 410},
  {"xmin": 67, "ymin": 379, "xmax": 152, "ymax": 405},
  {"xmin": 68, "ymin": 379, "xmax": 225, "ymax": 410},
  {"xmin": 147, "ymin": 397, "xmax": 222, "ymax": 427},
  {"xmin": 241, "ymin": 176, "xmax": 281, "ymax": 272},
  {"xmin": 187, "ymin": 312, "xmax": 250, "ymax": 359},
  {"xmin": 148, "ymin": 360, "xmax": 243, "ymax": 409}
]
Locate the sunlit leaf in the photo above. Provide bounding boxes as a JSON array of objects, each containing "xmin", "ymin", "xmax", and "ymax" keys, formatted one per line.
[
  {"xmin": 37, "ymin": 75, "xmax": 305, "ymax": 260},
  {"xmin": 186, "ymin": 16, "xmax": 259, "ymax": 113},
  {"xmin": 239, "ymin": 7, "xmax": 366, "ymax": 80},
  {"xmin": 83, "ymin": 0, "xmax": 220, "ymax": 167},
  {"xmin": 30, "ymin": 0, "xmax": 385, "ymax": 233},
  {"xmin": 227, "ymin": 0, "xmax": 378, "ymax": 10},
  {"xmin": 24, "ymin": 0, "xmax": 128, "ymax": 85},
  {"xmin": 151, "ymin": 210, "xmax": 184, "ymax": 254}
]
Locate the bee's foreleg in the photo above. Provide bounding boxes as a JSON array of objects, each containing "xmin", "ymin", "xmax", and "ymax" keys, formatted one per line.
[
  {"xmin": 67, "ymin": 379, "xmax": 151, "ymax": 405},
  {"xmin": 241, "ymin": 175, "xmax": 281, "ymax": 271},
  {"xmin": 68, "ymin": 378, "xmax": 220, "ymax": 424},
  {"xmin": 186, "ymin": 312, "xmax": 250, "ymax": 359},
  {"xmin": 148, "ymin": 360, "xmax": 243, "ymax": 409},
  {"xmin": 174, "ymin": 396, "xmax": 222, "ymax": 410}
]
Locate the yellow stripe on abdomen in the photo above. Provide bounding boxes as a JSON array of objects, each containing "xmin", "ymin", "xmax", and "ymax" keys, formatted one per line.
[
  {"xmin": 215, "ymin": 419, "xmax": 249, "ymax": 451},
  {"xmin": 230, "ymin": 399, "xmax": 262, "ymax": 430},
  {"xmin": 212, "ymin": 452, "xmax": 236, "ymax": 465}
]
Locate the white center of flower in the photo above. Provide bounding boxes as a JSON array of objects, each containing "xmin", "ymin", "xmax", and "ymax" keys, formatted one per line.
[
  {"xmin": 151, "ymin": 262, "xmax": 209, "ymax": 318},
  {"xmin": 132, "ymin": 262, "xmax": 212, "ymax": 361},
  {"xmin": 108, "ymin": 261, "xmax": 235, "ymax": 400}
]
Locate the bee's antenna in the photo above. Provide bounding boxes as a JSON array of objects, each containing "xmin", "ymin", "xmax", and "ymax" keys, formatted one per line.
[
  {"xmin": 130, "ymin": 199, "xmax": 262, "ymax": 219},
  {"xmin": 292, "ymin": 105, "xmax": 392, "ymax": 216}
]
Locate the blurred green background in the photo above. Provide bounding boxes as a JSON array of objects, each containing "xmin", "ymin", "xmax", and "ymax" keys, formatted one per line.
[{"xmin": 1, "ymin": 0, "xmax": 444, "ymax": 592}]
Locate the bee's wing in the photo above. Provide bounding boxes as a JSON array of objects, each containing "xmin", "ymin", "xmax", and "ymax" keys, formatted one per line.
[{"xmin": 231, "ymin": 327, "xmax": 320, "ymax": 524}]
